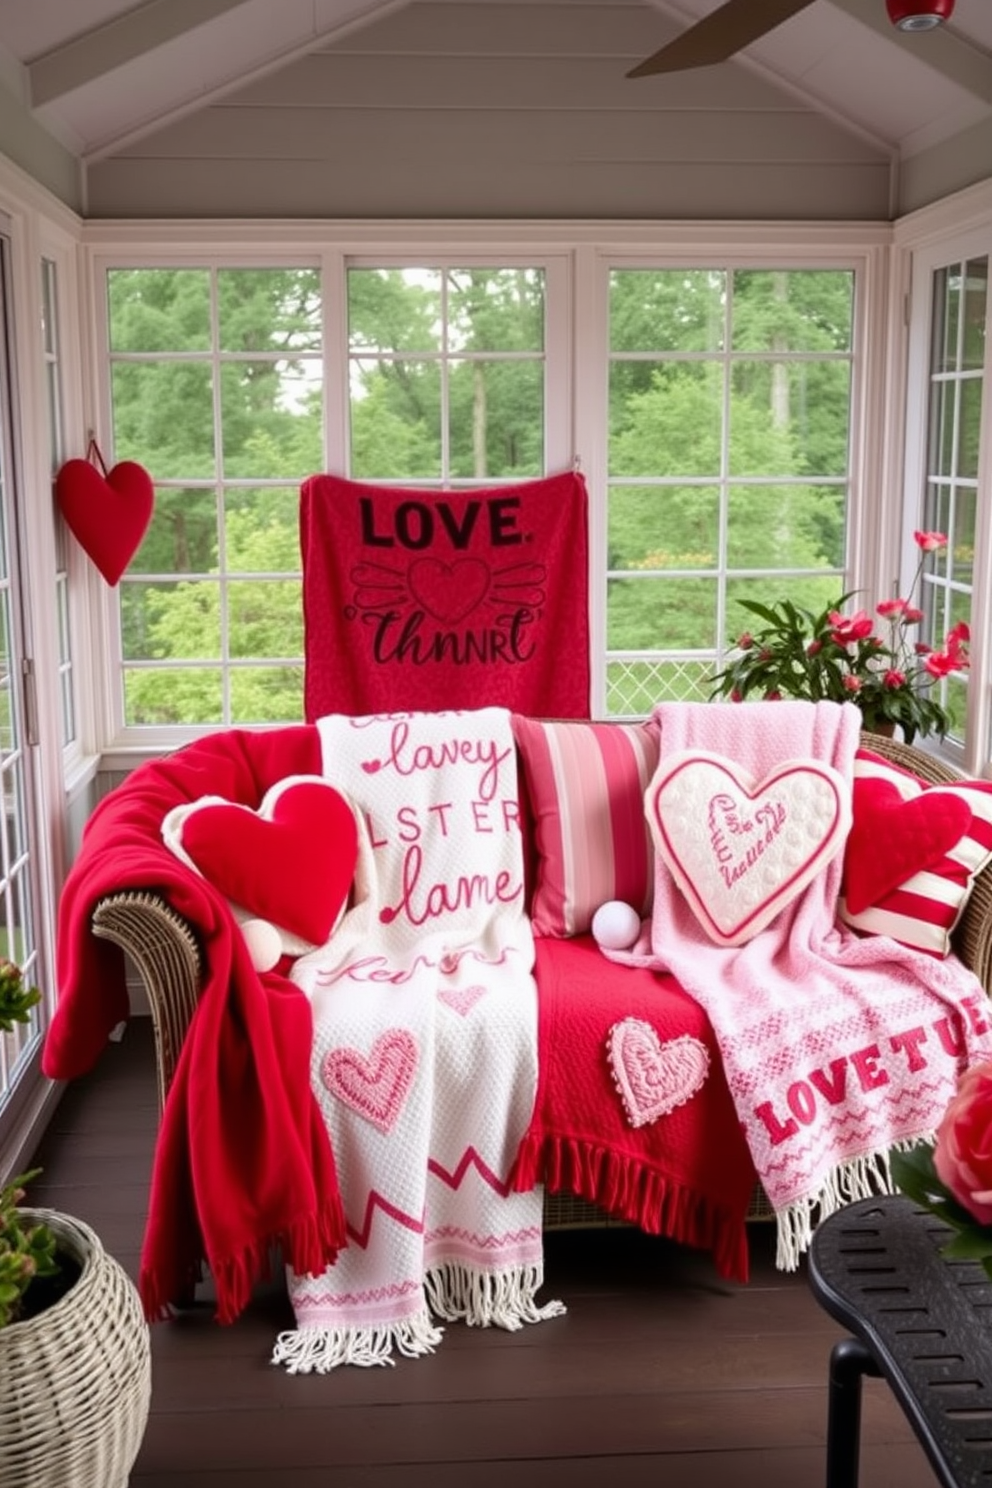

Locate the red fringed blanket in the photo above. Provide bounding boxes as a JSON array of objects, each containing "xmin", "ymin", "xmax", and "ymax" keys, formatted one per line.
[
  {"xmin": 513, "ymin": 935, "xmax": 757, "ymax": 1282},
  {"xmin": 43, "ymin": 725, "xmax": 346, "ymax": 1323},
  {"xmin": 300, "ymin": 470, "xmax": 590, "ymax": 721}
]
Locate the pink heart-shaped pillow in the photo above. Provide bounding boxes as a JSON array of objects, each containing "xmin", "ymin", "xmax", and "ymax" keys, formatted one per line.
[
  {"xmin": 843, "ymin": 776, "xmax": 972, "ymax": 916},
  {"xmin": 55, "ymin": 457, "xmax": 154, "ymax": 585},
  {"xmin": 649, "ymin": 750, "xmax": 850, "ymax": 946},
  {"xmin": 170, "ymin": 776, "xmax": 359, "ymax": 947}
]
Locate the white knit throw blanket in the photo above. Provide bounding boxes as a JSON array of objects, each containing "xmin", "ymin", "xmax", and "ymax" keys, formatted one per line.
[
  {"xmin": 272, "ymin": 709, "xmax": 563, "ymax": 1372},
  {"xmin": 610, "ymin": 700, "xmax": 992, "ymax": 1269}
]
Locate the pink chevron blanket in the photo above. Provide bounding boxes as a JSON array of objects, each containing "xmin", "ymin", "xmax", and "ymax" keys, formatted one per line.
[
  {"xmin": 608, "ymin": 700, "xmax": 992, "ymax": 1267},
  {"xmin": 273, "ymin": 708, "xmax": 563, "ymax": 1371}
]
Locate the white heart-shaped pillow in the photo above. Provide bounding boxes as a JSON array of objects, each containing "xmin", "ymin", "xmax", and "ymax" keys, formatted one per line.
[{"xmin": 647, "ymin": 750, "xmax": 850, "ymax": 946}]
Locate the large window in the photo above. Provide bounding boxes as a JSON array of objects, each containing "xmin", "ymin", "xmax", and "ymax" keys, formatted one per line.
[
  {"xmin": 106, "ymin": 266, "xmax": 323, "ymax": 726},
  {"xmin": 605, "ymin": 267, "xmax": 855, "ymax": 715}
]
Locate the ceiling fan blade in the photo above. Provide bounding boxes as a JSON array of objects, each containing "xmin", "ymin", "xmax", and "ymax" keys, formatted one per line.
[{"xmin": 627, "ymin": 0, "xmax": 817, "ymax": 78}]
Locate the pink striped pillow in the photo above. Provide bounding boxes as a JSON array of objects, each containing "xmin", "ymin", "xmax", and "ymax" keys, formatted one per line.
[
  {"xmin": 512, "ymin": 716, "xmax": 660, "ymax": 937},
  {"xmin": 838, "ymin": 748, "xmax": 992, "ymax": 957}
]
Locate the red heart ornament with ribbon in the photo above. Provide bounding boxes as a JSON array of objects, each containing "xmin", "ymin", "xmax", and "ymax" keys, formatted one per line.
[{"xmin": 55, "ymin": 439, "xmax": 154, "ymax": 585}]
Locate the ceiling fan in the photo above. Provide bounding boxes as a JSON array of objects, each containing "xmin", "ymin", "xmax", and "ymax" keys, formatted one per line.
[{"xmin": 627, "ymin": 0, "xmax": 956, "ymax": 78}]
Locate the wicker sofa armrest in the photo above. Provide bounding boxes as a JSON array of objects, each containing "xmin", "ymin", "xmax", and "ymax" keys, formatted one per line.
[{"xmin": 91, "ymin": 890, "xmax": 203, "ymax": 1114}]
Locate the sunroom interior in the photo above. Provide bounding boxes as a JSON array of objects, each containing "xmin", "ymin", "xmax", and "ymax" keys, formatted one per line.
[{"xmin": 2, "ymin": 0, "xmax": 992, "ymax": 1187}]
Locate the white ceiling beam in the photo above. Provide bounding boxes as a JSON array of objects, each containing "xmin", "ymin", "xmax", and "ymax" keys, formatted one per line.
[
  {"xmin": 830, "ymin": 0, "xmax": 992, "ymax": 103},
  {"xmin": 27, "ymin": 0, "xmax": 255, "ymax": 106}
]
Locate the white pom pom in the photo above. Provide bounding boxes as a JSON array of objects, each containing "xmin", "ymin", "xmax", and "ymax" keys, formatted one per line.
[
  {"xmin": 591, "ymin": 900, "xmax": 641, "ymax": 951},
  {"xmin": 240, "ymin": 917, "xmax": 282, "ymax": 972}
]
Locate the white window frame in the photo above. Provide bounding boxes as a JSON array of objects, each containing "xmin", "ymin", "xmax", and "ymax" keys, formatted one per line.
[{"xmin": 896, "ymin": 184, "xmax": 992, "ymax": 775}]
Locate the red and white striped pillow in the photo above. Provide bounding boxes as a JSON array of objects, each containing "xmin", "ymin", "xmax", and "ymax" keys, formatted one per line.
[
  {"xmin": 512, "ymin": 716, "xmax": 660, "ymax": 938},
  {"xmin": 838, "ymin": 748, "xmax": 992, "ymax": 957}
]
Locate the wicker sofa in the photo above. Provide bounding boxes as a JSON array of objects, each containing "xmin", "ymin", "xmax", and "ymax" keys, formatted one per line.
[{"xmin": 83, "ymin": 730, "xmax": 992, "ymax": 1236}]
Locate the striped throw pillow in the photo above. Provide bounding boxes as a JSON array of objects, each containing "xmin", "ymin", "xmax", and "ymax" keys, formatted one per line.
[
  {"xmin": 838, "ymin": 747, "xmax": 992, "ymax": 957},
  {"xmin": 512, "ymin": 716, "xmax": 660, "ymax": 938}
]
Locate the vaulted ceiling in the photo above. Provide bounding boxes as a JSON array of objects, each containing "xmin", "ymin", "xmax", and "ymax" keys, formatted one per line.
[{"xmin": 1, "ymin": 0, "xmax": 990, "ymax": 219}]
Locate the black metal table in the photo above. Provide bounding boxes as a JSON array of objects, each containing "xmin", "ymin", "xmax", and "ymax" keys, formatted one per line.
[{"xmin": 808, "ymin": 1194, "xmax": 992, "ymax": 1488}]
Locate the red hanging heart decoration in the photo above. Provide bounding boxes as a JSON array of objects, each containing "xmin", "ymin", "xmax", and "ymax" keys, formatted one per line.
[{"xmin": 55, "ymin": 441, "xmax": 154, "ymax": 585}]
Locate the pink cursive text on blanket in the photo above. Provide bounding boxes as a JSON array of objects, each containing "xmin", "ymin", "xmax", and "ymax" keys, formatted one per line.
[
  {"xmin": 359, "ymin": 718, "xmax": 512, "ymax": 802},
  {"xmin": 753, "ymin": 994, "xmax": 990, "ymax": 1145}
]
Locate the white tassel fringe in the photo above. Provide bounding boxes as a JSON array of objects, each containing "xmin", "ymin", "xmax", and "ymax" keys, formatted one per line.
[
  {"xmin": 271, "ymin": 1310, "xmax": 444, "ymax": 1373},
  {"xmin": 424, "ymin": 1261, "xmax": 566, "ymax": 1331},
  {"xmin": 775, "ymin": 1144, "xmax": 919, "ymax": 1271}
]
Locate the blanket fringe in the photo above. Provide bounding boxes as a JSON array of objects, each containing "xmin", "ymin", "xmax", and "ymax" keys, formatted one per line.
[
  {"xmin": 424, "ymin": 1261, "xmax": 566, "ymax": 1331},
  {"xmin": 512, "ymin": 1133, "xmax": 750, "ymax": 1283},
  {"xmin": 271, "ymin": 1311, "xmax": 445, "ymax": 1373},
  {"xmin": 775, "ymin": 1144, "xmax": 916, "ymax": 1272}
]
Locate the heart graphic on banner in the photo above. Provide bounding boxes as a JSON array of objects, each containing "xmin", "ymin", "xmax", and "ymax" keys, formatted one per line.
[
  {"xmin": 171, "ymin": 776, "xmax": 359, "ymax": 947},
  {"xmin": 321, "ymin": 1029, "xmax": 419, "ymax": 1134},
  {"xmin": 606, "ymin": 1018, "xmax": 710, "ymax": 1128},
  {"xmin": 55, "ymin": 456, "xmax": 154, "ymax": 585},
  {"xmin": 649, "ymin": 750, "xmax": 849, "ymax": 946},
  {"xmin": 408, "ymin": 557, "xmax": 490, "ymax": 622}
]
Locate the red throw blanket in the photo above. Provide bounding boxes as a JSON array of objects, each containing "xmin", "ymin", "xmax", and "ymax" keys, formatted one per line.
[
  {"xmin": 43, "ymin": 726, "xmax": 347, "ymax": 1323},
  {"xmin": 512, "ymin": 936, "xmax": 757, "ymax": 1282},
  {"xmin": 300, "ymin": 471, "xmax": 590, "ymax": 721}
]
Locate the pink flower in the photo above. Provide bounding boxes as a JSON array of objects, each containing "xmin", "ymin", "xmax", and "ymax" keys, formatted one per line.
[
  {"xmin": 914, "ymin": 529, "xmax": 948, "ymax": 553},
  {"xmin": 914, "ymin": 641, "xmax": 933, "ymax": 656},
  {"xmin": 738, "ymin": 632, "xmax": 753, "ymax": 650},
  {"xmin": 903, "ymin": 606, "xmax": 924, "ymax": 624},
  {"xmin": 876, "ymin": 598, "xmax": 907, "ymax": 619},
  {"xmin": 806, "ymin": 639, "xmax": 823, "ymax": 656},
  {"xmin": 924, "ymin": 649, "xmax": 958, "ymax": 679},
  {"xmin": 828, "ymin": 610, "xmax": 874, "ymax": 645},
  {"xmin": 764, "ymin": 689, "xmax": 782, "ymax": 701},
  {"xmin": 934, "ymin": 1062, "xmax": 992, "ymax": 1226},
  {"xmin": 883, "ymin": 669, "xmax": 906, "ymax": 689},
  {"xmin": 842, "ymin": 675, "xmax": 862, "ymax": 693},
  {"xmin": 730, "ymin": 689, "xmax": 743, "ymax": 703}
]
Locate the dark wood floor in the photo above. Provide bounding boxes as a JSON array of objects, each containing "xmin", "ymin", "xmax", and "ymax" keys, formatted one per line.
[{"xmin": 24, "ymin": 1017, "xmax": 939, "ymax": 1488}]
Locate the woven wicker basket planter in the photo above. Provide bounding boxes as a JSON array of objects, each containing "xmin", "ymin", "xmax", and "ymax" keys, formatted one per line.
[{"xmin": 0, "ymin": 1208, "xmax": 151, "ymax": 1488}]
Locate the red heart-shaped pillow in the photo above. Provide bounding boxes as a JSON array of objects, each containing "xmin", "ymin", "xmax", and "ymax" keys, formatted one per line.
[
  {"xmin": 842, "ymin": 776, "xmax": 973, "ymax": 916},
  {"xmin": 176, "ymin": 777, "xmax": 359, "ymax": 946},
  {"xmin": 55, "ymin": 457, "xmax": 154, "ymax": 585}
]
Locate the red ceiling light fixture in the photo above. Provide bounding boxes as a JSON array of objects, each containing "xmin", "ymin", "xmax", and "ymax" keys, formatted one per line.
[{"xmin": 886, "ymin": 0, "xmax": 955, "ymax": 31}]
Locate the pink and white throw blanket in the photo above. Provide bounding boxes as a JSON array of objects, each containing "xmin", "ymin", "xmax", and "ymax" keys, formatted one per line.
[
  {"xmin": 273, "ymin": 708, "xmax": 563, "ymax": 1371},
  {"xmin": 609, "ymin": 700, "xmax": 992, "ymax": 1268}
]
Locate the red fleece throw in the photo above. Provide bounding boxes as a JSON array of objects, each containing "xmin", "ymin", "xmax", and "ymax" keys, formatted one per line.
[
  {"xmin": 44, "ymin": 726, "xmax": 347, "ymax": 1324},
  {"xmin": 512, "ymin": 936, "xmax": 756, "ymax": 1282},
  {"xmin": 300, "ymin": 470, "xmax": 590, "ymax": 720}
]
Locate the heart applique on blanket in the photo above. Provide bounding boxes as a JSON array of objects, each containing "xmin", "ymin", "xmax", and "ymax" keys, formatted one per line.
[
  {"xmin": 321, "ymin": 1029, "xmax": 419, "ymax": 1134},
  {"xmin": 163, "ymin": 775, "xmax": 359, "ymax": 948},
  {"xmin": 648, "ymin": 750, "xmax": 850, "ymax": 946},
  {"xmin": 606, "ymin": 1019, "xmax": 710, "ymax": 1128}
]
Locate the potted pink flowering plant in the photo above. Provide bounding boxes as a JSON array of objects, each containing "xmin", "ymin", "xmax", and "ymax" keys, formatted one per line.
[
  {"xmin": 890, "ymin": 1062, "xmax": 992, "ymax": 1274},
  {"xmin": 709, "ymin": 530, "xmax": 969, "ymax": 744}
]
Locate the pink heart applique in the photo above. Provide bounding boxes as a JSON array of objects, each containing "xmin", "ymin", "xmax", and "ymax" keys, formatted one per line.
[
  {"xmin": 437, "ymin": 984, "xmax": 488, "ymax": 1017},
  {"xmin": 606, "ymin": 1019, "xmax": 710, "ymax": 1129},
  {"xmin": 321, "ymin": 1029, "xmax": 418, "ymax": 1134},
  {"xmin": 408, "ymin": 558, "xmax": 490, "ymax": 622},
  {"xmin": 649, "ymin": 750, "xmax": 849, "ymax": 946},
  {"xmin": 178, "ymin": 778, "xmax": 358, "ymax": 946},
  {"xmin": 55, "ymin": 456, "xmax": 155, "ymax": 586}
]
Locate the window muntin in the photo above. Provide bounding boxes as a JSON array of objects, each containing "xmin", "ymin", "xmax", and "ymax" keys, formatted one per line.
[
  {"xmin": 605, "ymin": 267, "xmax": 855, "ymax": 716},
  {"xmin": 42, "ymin": 257, "xmax": 75, "ymax": 750}
]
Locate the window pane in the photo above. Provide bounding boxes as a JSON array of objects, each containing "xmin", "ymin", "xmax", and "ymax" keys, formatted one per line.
[
  {"xmin": 727, "ymin": 484, "xmax": 845, "ymax": 570},
  {"xmin": 731, "ymin": 270, "xmax": 854, "ymax": 352},
  {"xmin": 446, "ymin": 268, "xmax": 544, "ymax": 351},
  {"xmin": 448, "ymin": 359, "xmax": 543, "ymax": 479},
  {"xmin": 610, "ymin": 362, "xmax": 722, "ymax": 477},
  {"xmin": 111, "ymin": 362, "xmax": 215, "ymax": 477},
  {"xmin": 220, "ymin": 360, "xmax": 323, "ymax": 479},
  {"xmin": 609, "ymin": 269, "xmax": 726, "ymax": 352},
  {"xmin": 230, "ymin": 666, "xmax": 304, "ymax": 724},
  {"xmin": 729, "ymin": 361, "xmax": 851, "ymax": 477},
  {"xmin": 607, "ymin": 575, "xmax": 717, "ymax": 650},
  {"xmin": 218, "ymin": 268, "xmax": 321, "ymax": 353},
  {"xmin": 108, "ymin": 268, "xmax": 211, "ymax": 352},
  {"xmin": 348, "ymin": 268, "xmax": 442, "ymax": 352},
  {"xmin": 349, "ymin": 358, "xmax": 442, "ymax": 479},
  {"xmin": 130, "ymin": 487, "xmax": 218, "ymax": 573},
  {"xmin": 607, "ymin": 659, "xmax": 713, "ymax": 714},
  {"xmin": 609, "ymin": 485, "xmax": 718, "ymax": 571},
  {"xmin": 124, "ymin": 667, "xmax": 223, "ymax": 726},
  {"xmin": 228, "ymin": 580, "xmax": 303, "ymax": 657},
  {"xmin": 121, "ymin": 581, "xmax": 221, "ymax": 659}
]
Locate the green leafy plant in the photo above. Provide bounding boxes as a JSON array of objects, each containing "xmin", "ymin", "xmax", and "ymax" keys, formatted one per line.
[
  {"xmin": 0, "ymin": 957, "xmax": 58, "ymax": 1328},
  {"xmin": 709, "ymin": 531, "xmax": 969, "ymax": 745}
]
